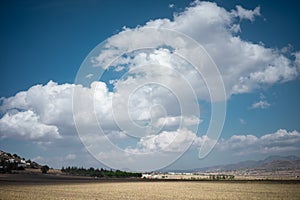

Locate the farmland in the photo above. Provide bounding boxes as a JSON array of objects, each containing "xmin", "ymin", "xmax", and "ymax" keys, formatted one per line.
[{"xmin": 0, "ymin": 174, "xmax": 299, "ymax": 200}]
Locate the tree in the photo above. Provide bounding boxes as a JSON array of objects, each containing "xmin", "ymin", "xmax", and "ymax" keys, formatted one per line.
[{"xmin": 41, "ymin": 165, "xmax": 49, "ymax": 174}]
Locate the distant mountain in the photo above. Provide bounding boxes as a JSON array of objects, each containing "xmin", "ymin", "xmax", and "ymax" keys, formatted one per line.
[
  {"xmin": 172, "ymin": 155, "xmax": 300, "ymax": 173},
  {"xmin": 261, "ymin": 155, "xmax": 300, "ymax": 164},
  {"xmin": 259, "ymin": 159, "xmax": 300, "ymax": 171}
]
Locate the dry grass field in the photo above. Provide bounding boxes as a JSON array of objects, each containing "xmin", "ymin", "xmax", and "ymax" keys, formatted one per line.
[{"xmin": 1, "ymin": 180, "xmax": 300, "ymax": 200}]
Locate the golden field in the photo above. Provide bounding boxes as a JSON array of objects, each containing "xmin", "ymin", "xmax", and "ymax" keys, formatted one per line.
[{"xmin": 1, "ymin": 181, "xmax": 300, "ymax": 200}]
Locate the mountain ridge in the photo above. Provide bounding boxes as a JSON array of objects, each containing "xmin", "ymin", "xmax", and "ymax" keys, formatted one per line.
[{"xmin": 171, "ymin": 155, "xmax": 300, "ymax": 173}]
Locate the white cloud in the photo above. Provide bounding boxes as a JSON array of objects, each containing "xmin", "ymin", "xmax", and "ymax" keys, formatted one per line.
[
  {"xmin": 0, "ymin": 81, "xmax": 75, "ymax": 128},
  {"xmin": 251, "ymin": 100, "xmax": 270, "ymax": 109},
  {"xmin": 0, "ymin": 81, "xmax": 298, "ymax": 169},
  {"xmin": 293, "ymin": 51, "xmax": 300, "ymax": 71},
  {"xmin": 218, "ymin": 129, "xmax": 300, "ymax": 155},
  {"xmin": 250, "ymin": 92, "xmax": 271, "ymax": 109},
  {"xmin": 219, "ymin": 134, "xmax": 258, "ymax": 151},
  {"xmin": 169, "ymin": 4, "xmax": 174, "ymax": 8},
  {"xmin": 0, "ymin": 110, "xmax": 60, "ymax": 140},
  {"xmin": 0, "ymin": 80, "xmax": 116, "ymax": 141},
  {"xmin": 66, "ymin": 153, "xmax": 76, "ymax": 160},
  {"xmin": 249, "ymin": 61, "xmax": 298, "ymax": 84},
  {"xmin": 232, "ymin": 5, "xmax": 260, "ymax": 22},
  {"xmin": 154, "ymin": 116, "xmax": 201, "ymax": 128},
  {"xmin": 91, "ymin": 1, "xmax": 299, "ymax": 100},
  {"xmin": 259, "ymin": 93, "xmax": 266, "ymax": 99},
  {"xmin": 126, "ymin": 129, "xmax": 197, "ymax": 153},
  {"xmin": 281, "ymin": 44, "xmax": 293, "ymax": 54}
]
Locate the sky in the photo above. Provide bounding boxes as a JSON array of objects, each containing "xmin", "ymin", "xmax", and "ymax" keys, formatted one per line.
[{"xmin": 0, "ymin": 0, "xmax": 299, "ymax": 171}]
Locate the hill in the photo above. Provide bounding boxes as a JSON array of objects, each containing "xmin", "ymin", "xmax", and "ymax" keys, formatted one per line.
[{"xmin": 0, "ymin": 150, "xmax": 41, "ymax": 173}]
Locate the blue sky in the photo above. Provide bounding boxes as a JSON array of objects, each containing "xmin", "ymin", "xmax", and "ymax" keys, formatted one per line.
[{"xmin": 0, "ymin": 0, "xmax": 299, "ymax": 171}]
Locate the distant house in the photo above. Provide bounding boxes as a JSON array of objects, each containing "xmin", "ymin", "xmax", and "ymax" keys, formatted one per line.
[
  {"xmin": 16, "ymin": 160, "xmax": 29, "ymax": 169},
  {"xmin": 17, "ymin": 163, "xmax": 27, "ymax": 168},
  {"xmin": 142, "ymin": 174, "xmax": 152, "ymax": 179}
]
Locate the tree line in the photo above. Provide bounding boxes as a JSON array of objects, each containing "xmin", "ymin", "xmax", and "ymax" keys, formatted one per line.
[
  {"xmin": 61, "ymin": 166, "xmax": 142, "ymax": 178},
  {"xmin": 209, "ymin": 174, "xmax": 235, "ymax": 180}
]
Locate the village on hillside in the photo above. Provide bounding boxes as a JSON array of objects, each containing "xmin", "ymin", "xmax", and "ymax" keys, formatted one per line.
[{"xmin": 0, "ymin": 150, "xmax": 41, "ymax": 173}]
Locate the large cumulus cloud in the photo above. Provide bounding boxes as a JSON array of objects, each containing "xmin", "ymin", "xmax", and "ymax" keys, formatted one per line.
[{"xmin": 0, "ymin": 1, "xmax": 299, "ymax": 170}]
